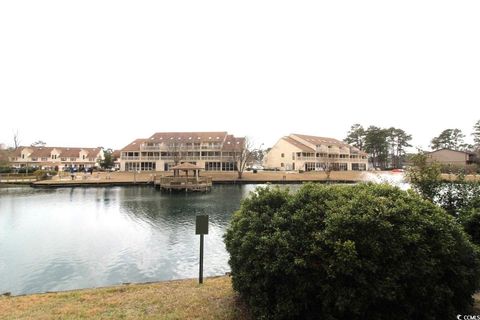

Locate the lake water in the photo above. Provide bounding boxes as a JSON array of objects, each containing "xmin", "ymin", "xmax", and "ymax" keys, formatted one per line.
[
  {"xmin": 0, "ymin": 174, "xmax": 408, "ymax": 296},
  {"xmin": 0, "ymin": 185, "xmax": 268, "ymax": 295}
]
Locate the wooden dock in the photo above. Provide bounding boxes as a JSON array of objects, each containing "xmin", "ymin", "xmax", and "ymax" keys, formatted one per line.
[{"xmin": 154, "ymin": 176, "xmax": 212, "ymax": 192}]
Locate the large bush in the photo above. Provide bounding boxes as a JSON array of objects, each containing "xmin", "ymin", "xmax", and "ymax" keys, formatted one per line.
[
  {"xmin": 0, "ymin": 166, "xmax": 12, "ymax": 173},
  {"xmin": 224, "ymin": 183, "xmax": 480, "ymax": 320}
]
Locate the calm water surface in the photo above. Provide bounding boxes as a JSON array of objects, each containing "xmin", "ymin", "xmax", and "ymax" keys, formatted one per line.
[{"xmin": 0, "ymin": 185, "xmax": 277, "ymax": 295}]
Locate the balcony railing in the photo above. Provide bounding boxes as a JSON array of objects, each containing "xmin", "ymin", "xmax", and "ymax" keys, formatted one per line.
[
  {"xmin": 141, "ymin": 145, "xmax": 222, "ymax": 151},
  {"xmin": 141, "ymin": 146, "xmax": 161, "ymax": 151},
  {"xmin": 120, "ymin": 155, "xmax": 238, "ymax": 162}
]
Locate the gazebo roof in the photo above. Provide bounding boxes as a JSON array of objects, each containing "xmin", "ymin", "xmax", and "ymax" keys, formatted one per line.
[{"xmin": 170, "ymin": 163, "xmax": 204, "ymax": 170}]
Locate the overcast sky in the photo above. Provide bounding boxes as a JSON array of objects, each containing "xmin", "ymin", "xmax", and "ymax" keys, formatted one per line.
[{"xmin": 1, "ymin": 1, "xmax": 479, "ymax": 151}]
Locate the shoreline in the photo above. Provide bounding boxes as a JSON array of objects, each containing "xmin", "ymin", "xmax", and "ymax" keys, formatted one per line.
[
  {"xmin": 2, "ymin": 171, "xmax": 478, "ymax": 189},
  {"xmin": 10, "ymin": 171, "xmax": 374, "ymax": 188},
  {"xmin": 0, "ymin": 276, "xmax": 250, "ymax": 320}
]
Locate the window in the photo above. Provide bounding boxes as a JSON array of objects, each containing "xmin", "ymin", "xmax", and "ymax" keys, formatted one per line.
[
  {"xmin": 205, "ymin": 162, "xmax": 221, "ymax": 171},
  {"xmin": 280, "ymin": 162, "xmax": 284, "ymax": 167},
  {"xmin": 281, "ymin": 153, "xmax": 284, "ymax": 158},
  {"xmin": 305, "ymin": 162, "xmax": 316, "ymax": 171},
  {"xmin": 352, "ymin": 163, "xmax": 366, "ymax": 171},
  {"xmin": 140, "ymin": 162, "xmax": 156, "ymax": 171},
  {"xmin": 292, "ymin": 152, "xmax": 295, "ymax": 160},
  {"xmin": 221, "ymin": 162, "xmax": 236, "ymax": 171}
]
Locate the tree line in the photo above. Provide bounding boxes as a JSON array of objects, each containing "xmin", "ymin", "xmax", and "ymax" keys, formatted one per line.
[
  {"xmin": 345, "ymin": 119, "xmax": 480, "ymax": 169},
  {"xmin": 344, "ymin": 124, "xmax": 412, "ymax": 169}
]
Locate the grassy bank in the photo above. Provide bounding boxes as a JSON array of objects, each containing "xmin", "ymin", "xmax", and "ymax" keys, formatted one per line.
[
  {"xmin": 0, "ymin": 276, "xmax": 250, "ymax": 320},
  {"xmin": 1, "ymin": 276, "xmax": 479, "ymax": 319}
]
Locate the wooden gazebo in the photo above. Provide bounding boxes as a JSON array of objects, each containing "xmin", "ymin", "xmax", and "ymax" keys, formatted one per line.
[{"xmin": 155, "ymin": 163, "xmax": 212, "ymax": 192}]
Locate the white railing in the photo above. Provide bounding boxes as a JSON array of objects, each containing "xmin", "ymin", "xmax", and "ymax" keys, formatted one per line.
[
  {"xmin": 141, "ymin": 146, "xmax": 160, "ymax": 151},
  {"xmin": 141, "ymin": 145, "xmax": 222, "ymax": 151}
]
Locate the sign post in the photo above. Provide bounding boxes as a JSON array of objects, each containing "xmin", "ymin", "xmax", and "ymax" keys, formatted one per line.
[{"xmin": 195, "ymin": 215, "xmax": 209, "ymax": 284}]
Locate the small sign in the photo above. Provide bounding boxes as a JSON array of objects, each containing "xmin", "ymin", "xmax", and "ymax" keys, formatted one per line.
[{"xmin": 196, "ymin": 215, "xmax": 209, "ymax": 235}]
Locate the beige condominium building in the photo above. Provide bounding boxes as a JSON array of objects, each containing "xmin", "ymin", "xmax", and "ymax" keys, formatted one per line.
[
  {"xmin": 10, "ymin": 146, "xmax": 104, "ymax": 170},
  {"xmin": 119, "ymin": 132, "xmax": 245, "ymax": 172},
  {"xmin": 426, "ymin": 148, "xmax": 477, "ymax": 166},
  {"xmin": 263, "ymin": 134, "xmax": 368, "ymax": 171}
]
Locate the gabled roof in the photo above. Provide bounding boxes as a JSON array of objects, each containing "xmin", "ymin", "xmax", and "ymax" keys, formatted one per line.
[
  {"xmin": 11, "ymin": 147, "xmax": 29, "ymax": 157},
  {"xmin": 290, "ymin": 134, "xmax": 368, "ymax": 155},
  {"xmin": 291, "ymin": 134, "xmax": 349, "ymax": 147},
  {"xmin": 170, "ymin": 163, "xmax": 204, "ymax": 170},
  {"xmin": 111, "ymin": 150, "xmax": 121, "ymax": 158},
  {"xmin": 148, "ymin": 132, "xmax": 228, "ymax": 143},
  {"xmin": 223, "ymin": 135, "xmax": 245, "ymax": 151},
  {"xmin": 428, "ymin": 148, "xmax": 476, "ymax": 156},
  {"xmin": 282, "ymin": 136, "xmax": 315, "ymax": 152},
  {"xmin": 59, "ymin": 148, "xmax": 83, "ymax": 157},
  {"xmin": 11, "ymin": 146, "xmax": 102, "ymax": 158},
  {"xmin": 30, "ymin": 147, "xmax": 55, "ymax": 158},
  {"xmin": 120, "ymin": 139, "xmax": 146, "ymax": 152},
  {"xmin": 121, "ymin": 132, "xmax": 245, "ymax": 152}
]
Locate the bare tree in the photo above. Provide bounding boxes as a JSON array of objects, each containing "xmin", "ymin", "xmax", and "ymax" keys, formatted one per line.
[
  {"xmin": 318, "ymin": 154, "xmax": 334, "ymax": 181},
  {"xmin": 166, "ymin": 141, "xmax": 184, "ymax": 166},
  {"xmin": 13, "ymin": 130, "xmax": 20, "ymax": 150},
  {"xmin": 233, "ymin": 137, "xmax": 255, "ymax": 179}
]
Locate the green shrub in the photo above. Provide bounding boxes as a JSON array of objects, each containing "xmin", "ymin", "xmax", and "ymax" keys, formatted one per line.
[
  {"xmin": 406, "ymin": 153, "xmax": 441, "ymax": 201},
  {"xmin": 16, "ymin": 166, "xmax": 37, "ymax": 174},
  {"xmin": 33, "ymin": 170, "xmax": 57, "ymax": 180},
  {"xmin": 440, "ymin": 163, "xmax": 479, "ymax": 174},
  {"xmin": 0, "ymin": 166, "xmax": 12, "ymax": 173},
  {"xmin": 224, "ymin": 183, "xmax": 480, "ymax": 320},
  {"xmin": 460, "ymin": 209, "xmax": 480, "ymax": 247}
]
